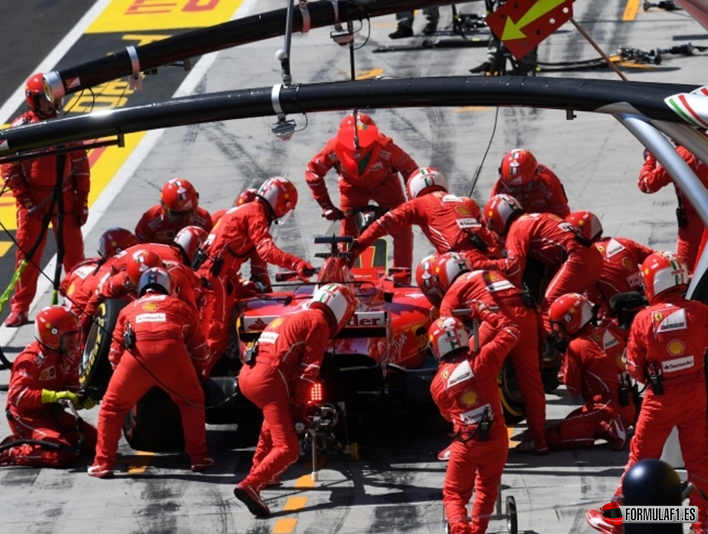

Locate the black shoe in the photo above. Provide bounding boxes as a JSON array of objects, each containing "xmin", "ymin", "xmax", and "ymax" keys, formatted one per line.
[
  {"xmin": 469, "ymin": 62, "xmax": 491, "ymax": 74},
  {"xmin": 389, "ymin": 26, "xmax": 414, "ymax": 39},
  {"xmin": 234, "ymin": 482, "xmax": 270, "ymax": 517},
  {"xmin": 422, "ymin": 22, "xmax": 437, "ymax": 36}
]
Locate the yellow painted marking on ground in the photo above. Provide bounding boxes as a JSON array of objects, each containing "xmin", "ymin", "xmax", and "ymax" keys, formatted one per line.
[
  {"xmin": 372, "ymin": 22, "xmax": 397, "ymax": 28},
  {"xmin": 122, "ymin": 33, "xmax": 172, "ymax": 47},
  {"xmin": 455, "ymin": 106, "xmax": 492, "ymax": 112},
  {"xmin": 273, "ymin": 518, "xmax": 299, "ymax": 533},
  {"xmin": 283, "ymin": 496, "xmax": 309, "ymax": 511},
  {"xmin": 623, "ymin": 0, "xmax": 641, "ymax": 21},
  {"xmin": 355, "ymin": 68, "xmax": 385, "ymax": 80},
  {"xmin": 88, "ymin": 0, "xmax": 243, "ymax": 33},
  {"xmin": 127, "ymin": 450, "xmax": 154, "ymax": 473},
  {"xmin": 295, "ymin": 473, "xmax": 316, "ymax": 488},
  {"xmin": 0, "ymin": 242, "xmax": 13, "ymax": 257}
]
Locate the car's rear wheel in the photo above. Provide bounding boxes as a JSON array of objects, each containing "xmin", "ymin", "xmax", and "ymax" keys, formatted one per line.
[
  {"xmin": 123, "ymin": 387, "xmax": 184, "ymax": 452},
  {"xmin": 498, "ymin": 357, "xmax": 526, "ymax": 425}
]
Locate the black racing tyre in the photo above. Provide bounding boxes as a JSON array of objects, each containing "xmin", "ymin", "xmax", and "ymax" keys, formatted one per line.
[
  {"xmin": 79, "ymin": 299, "xmax": 129, "ymax": 398},
  {"xmin": 123, "ymin": 387, "xmax": 184, "ymax": 452},
  {"xmin": 541, "ymin": 342, "xmax": 562, "ymax": 394},
  {"xmin": 506, "ymin": 495, "xmax": 518, "ymax": 534},
  {"xmin": 498, "ymin": 356, "xmax": 526, "ymax": 425}
]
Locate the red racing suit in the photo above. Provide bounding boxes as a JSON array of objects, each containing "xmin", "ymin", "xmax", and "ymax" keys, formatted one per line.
[
  {"xmin": 355, "ymin": 192, "xmax": 502, "ymax": 265},
  {"xmin": 440, "ymin": 270, "xmax": 546, "ymax": 445},
  {"xmin": 1, "ymin": 111, "xmax": 90, "ymax": 315},
  {"xmin": 490, "ymin": 164, "xmax": 570, "ymax": 218},
  {"xmin": 430, "ymin": 310, "xmax": 519, "ymax": 534},
  {"xmin": 546, "ymin": 318, "xmax": 637, "ymax": 450},
  {"xmin": 616, "ymin": 292, "xmax": 708, "ymax": 531},
  {"xmin": 587, "ymin": 237, "xmax": 654, "ymax": 316},
  {"xmin": 60, "ymin": 257, "xmax": 101, "ymax": 311},
  {"xmin": 638, "ymin": 147, "xmax": 708, "ymax": 272},
  {"xmin": 3, "ymin": 341, "xmax": 97, "ymax": 466},
  {"xmin": 95, "ymin": 293, "xmax": 210, "ymax": 468},
  {"xmin": 238, "ymin": 308, "xmax": 331, "ymax": 491},
  {"xmin": 488, "ymin": 213, "xmax": 603, "ymax": 333},
  {"xmin": 305, "ymin": 133, "xmax": 418, "ymax": 268},
  {"xmin": 135, "ymin": 204, "xmax": 213, "ymax": 244},
  {"xmin": 197, "ymin": 200, "xmax": 310, "ymax": 367}
]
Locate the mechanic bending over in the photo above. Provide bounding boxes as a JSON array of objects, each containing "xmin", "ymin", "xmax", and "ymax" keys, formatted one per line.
[
  {"xmin": 305, "ymin": 112, "xmax": 418, "ymax": 270},
  {"xmin": 1, "ymin": 306, "xmax": 97, "ymax": 467},
  {"xmin": 347, "ymin": 167, "xmax": 502, "ymax": 270},
  {"xmin": 88, "ymin": 267, "xmax": 212, "ymax": 478},
  {"xmin": 233, "ymin": 283, "xmax": 357, "ymax": 517},
  {"xmin": 196, "ymin": 176, "xmax": 314, "ymax": 372},
  {"xmin": 429, "ymin": 306, "xmax": 520, "ymax": 534}
]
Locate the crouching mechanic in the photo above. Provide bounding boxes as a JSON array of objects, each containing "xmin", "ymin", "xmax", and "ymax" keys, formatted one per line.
[
  {"xmin": 546, "ymin": 293, "xmax": 637, "ymax": 452},
  {"xmin": 587, "ymin": 252, "xmax": 708, "ymax": 534},
  {"xmin": 234, "ymin": 283, "xmax": 357, "ymax": 517},
  {"xmin": 1, "ymin": 306, "xmax": 97, "ymax": 467},
  {"xmin": 88, "ymin": 267, "xmax": 212, "ymax": 478},
  {"xmin": 429, "ymin": 307, "xmax": 520, "ymax": 534}
]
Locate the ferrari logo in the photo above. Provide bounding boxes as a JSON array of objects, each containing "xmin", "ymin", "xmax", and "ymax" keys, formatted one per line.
[
  {"xmin": 654, "ymin": 312, "xmax": 663, "ymax": 323},
  {"xmin": 460, "ymin": 390, "xmax": 478, "ymax": 407},
  {"xmin": 142, "ymin": 302, "xmax": 159, "ymax": 312},
  {"xmin": 667, "ymin": 339, "xmax": 685, "ymax": 357},
  {"xmin": 442, "ymin": 370, "xmax": 449, "ymax": 380}
]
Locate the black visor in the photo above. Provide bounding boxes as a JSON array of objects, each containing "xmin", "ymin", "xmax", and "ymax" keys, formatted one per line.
[{"xmin": 602, "ymin": 508, "xmax": 622, "ymax": 519}]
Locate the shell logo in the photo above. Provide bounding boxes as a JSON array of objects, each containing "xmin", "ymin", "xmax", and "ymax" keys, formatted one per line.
[
  {"xmin": 142, "ymin": 302, "xmax": 159, "ymax": 312},
  {"xmin": 484, "ymin": 272, "xmax": 499, "ymax": 282},
  {"xmin": 456, "ymin": 205, "xmax": 472, "ymax": 216},
  {"xmin": 622, "ymin": 257, "xmax": 635, "ymax": 271},
  {"xmin": 667, "ymin": 339, "xmax": 685, "ymax": 357},
  {"xmin": 67, "ymin": 282, "xmax": 76, "ymax": 296},
  {"xmin": 270, "ymin": 317, "xmax": 283, "ymax": 330},
  {"xmin": 460, "ymin": 390, "xmax": 478, "ymax": 407}
]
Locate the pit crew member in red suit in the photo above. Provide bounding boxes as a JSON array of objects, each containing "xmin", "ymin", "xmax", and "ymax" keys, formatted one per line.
[
  {"xmin": 60, "ymin": 227, "xmax": 138, "ymax": 315},
  {"xmin": 431, "ymin": 253, "xmax": 548, "ymax": 455},
  {"xmin": 1, "ymin": 306, "xmax": 97, "ymax": 466},
  {"xmin": 546, "ymin": 293, "xmax": 637, "ymax": 451},
  {"xmin": 638, "ymin": 146, "xmax": 708, "ymax": 272},
  {"xmin": 347, "ymin": 167, "xmax": 502, "ymax": 269},
  {"xmin": 196, "ymin": 176, "xmax": 314, "ymax": 369},
  {"xmin": 233, "ymin": 283, "xmax": 357, "ymax": 516},
  {"xmin": 210, "ymin": 189, "xmax": 270, "ymax": 292},
  {"xmin": 305, "ymin": 112, "xmax": 418, "ymax": 268},
  {"xmin": 88, "ymin": 267, "xmax": 212, "ymax": 478},
  {"xmin": 587, "ymin": 252, "xmax": 708, "ymax": 534},
  {"xmin": 1, "ymin": 73, "xmax": 91, "ymax": 327},
  {"xmin": 134, "ymin": 178, "xmax": 212, "ymax": 244},
  {"xmin": 565, "ymin": 211, "xmax": 654, "ymax": 318},
  {"xmin": 483, "ymin": 194, "xmax": 603, "ymax": 334},
  {"xmin": 430, "ymin": 309, "xmax": 520, "ymax": 534},
  {"xmin": 490, "ymin": 149, "xmax": 570, "ymax": 218}
]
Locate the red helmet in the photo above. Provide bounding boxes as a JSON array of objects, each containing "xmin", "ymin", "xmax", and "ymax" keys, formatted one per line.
[
  {"xmin": 416, "ymin": 254, "xmax": 442, "ymax": 307},
  {"xmin": 548, "ymin": 293, "xmax": 595, "ymax": 339},
  {"xmin": 406, "ymin": 167, "xmax": 449, "ymax": 199},
  {"xmin": 433, "ymin": 252, "xmax": 472, "ymax": 295},
  {"xmin": 161, "ymin": 178, "xmax": 199, "ymax": 223},
  {"xmin": 335, "ymin": 112, "xmax": 380, "ymax": 176},
  {"xmin": 310, "ymin": 283, "xmax": 358, "ymax": 335},
  {"xmin": 428, "ymin": 317, "xmax": 470, "ymax": 361},
  {"xmin": 566, "ymin": 211, "xmax": 603, "ymax": 242},
  {"xmin": 173, "ymin": 225, "xmax": 208, "ymax": 264},
  {"xmin": 235, "ymin": 188, "xmax": 258, "ymax": 207},
  {"xmin": 35, "ymin": 305, "xmax": 80, "ymax": 355},
  {"xmin": 126, "ymin": 249, "xmax": 164, "ymax": 287},
  {"xmin": 257, "ymin": 176, "xmax": 298, "ymax": 223},
  {"xmin": 600, "ymin": 502, "xmax": 623, "ymax": 526},
  {"xmin": 640, "ymin": 251, "xmax": 689, "ymax": 303},
  {"xmin": 499, "ymin": 148, "xmax": 538, "ymax": 188},
  {"xmin": 98, "ymin": 227, "xmax": 139, "ymax": 259},
  {"xmin": 138, "ymin": 267, "xmax": 172, "ymax": 297},
  {"xmin": 483, "ymin": 194, "xmax": 524, "ymax": 236},
  {"xmin": 25, "ymin": 73, "xmax": 60, "ymax": 117}
]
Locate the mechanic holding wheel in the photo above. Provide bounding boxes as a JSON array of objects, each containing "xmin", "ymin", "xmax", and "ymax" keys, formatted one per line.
[
  {"xmin": 1, "ymin": 306, "xmax": 97, "ymax": 467},
  {"xmin": 88, "ymin": 267, "xmax": 212, "ymax": 478},
  {"xmin": 429, "ymin": 306, "xmax": 520, "ymax": 534},
  {"xmin": 233, "ymin": 283, "xmax": 357, "ymax": 517},
  {"xmin": 305, "ymin": 112, "xmax": 418, "ymax": 270}
]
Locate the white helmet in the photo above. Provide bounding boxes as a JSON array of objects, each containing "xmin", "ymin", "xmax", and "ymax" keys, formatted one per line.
[
  {"xmin": 310, "ymin": 283, "xmax": 358, "ymax": 335},
  {"xmin": 138, "ymin": 267, "xmax": 172, "ymax": 297},
  {"xmin": 428, "ymin": 317, "xmax": 470, "ymax": 361},
  {"xmin": 406, "ymin": 167, "xmax": 449, "ymax": 199}
]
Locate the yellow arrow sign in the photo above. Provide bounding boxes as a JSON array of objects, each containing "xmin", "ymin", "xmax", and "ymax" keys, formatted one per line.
[{"xmin": 502, "ymin": 0, "xmax": 566, "ymax": 41}]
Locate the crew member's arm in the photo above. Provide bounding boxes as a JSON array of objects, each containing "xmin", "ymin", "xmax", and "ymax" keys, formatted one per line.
[
  {"xmin": 637, "ymin": 153, "xmax": 672, "ymax": 193},
  {"xmin": 305, "ymin": 139, "xmax": 339, "ymax": 211},
  {"xmin": 625, "ymin": 315, "xmax": 648, "ymax": 384}
]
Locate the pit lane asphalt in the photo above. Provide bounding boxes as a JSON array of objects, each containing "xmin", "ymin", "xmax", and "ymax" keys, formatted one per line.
[{"xmin": 1, "ymin": 1, "xmax": 706, "ymax": 533}]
